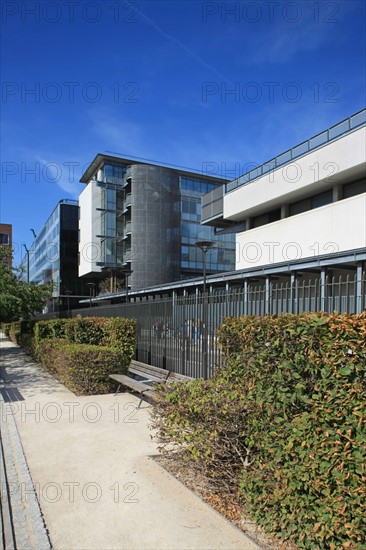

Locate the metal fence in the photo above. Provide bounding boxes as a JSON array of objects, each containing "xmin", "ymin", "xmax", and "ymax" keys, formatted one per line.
[{"xmin": 62, "ymin": 273, "xmax": 366, "ymax": 378}]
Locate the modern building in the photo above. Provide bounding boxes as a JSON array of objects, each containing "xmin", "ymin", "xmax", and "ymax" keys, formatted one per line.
[
  {"xmin": 201, "ymin": 108, "xmax": 366, "ymax": 289},
  {"xmin": 20, "ymin": 200, "xmax": 93, "ymax": 313},
  {"xmin": 79, "ymin": 155, "xmax": 236, "ymax": 291},
  {"xmin": 0, "ymin": 223, "xmax": 13, "ymax": 269}
]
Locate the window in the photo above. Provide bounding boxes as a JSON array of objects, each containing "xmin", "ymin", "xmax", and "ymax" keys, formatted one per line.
[
  {"xmin": 289, "ymin": 190, "xmax": 332, "ymax": 216},
  {"xmin": 343, "ymin": 179, "xmax": 366, "ymax": 199},
  {"xmin": 0, "ymin": 233, "xmax": 9, "ymax": 244},
  {"xmin": 252, "ymin": 208, "xmax": 281, "ymax": 228}
]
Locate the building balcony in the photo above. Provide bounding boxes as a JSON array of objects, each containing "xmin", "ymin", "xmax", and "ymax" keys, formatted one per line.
[
  {"xmin": 123, "ymin": 247, "xmax": 132, "ymax": 263},
  {"xmin": 125, "ymin": 221, "xmax": 132, "ymax": 233},
  {"xmin": 224, "ymin": 125, "xmax": 366, "ymax": 222},
  {"xmin": 123, "ymin": 193, "xmax": 132, "ymax": 212},
  {"xmin": 235, "ymin": 194, "xmax": 366, "ymax": 270}
]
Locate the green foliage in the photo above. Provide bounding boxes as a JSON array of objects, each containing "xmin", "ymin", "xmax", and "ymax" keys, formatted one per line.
[
  {"xmin": 31, "ymin": 316, "xmax": 136, "ymax": 394},
  {"xmin": 37, "ymin": 339, "xmax": 127, "ymax": 394},
  {"xmin": 0, "ymin": 246, "xmax": 52, "ymax": 321},
  {"xmin": 2, "ymin": 323, "xmax": 11, "ymax": 336},
  {"xmin": 33, "ymin": 319, "xmax": 67, "ymax": 344},
  {"xmin": 0, "ymin": 294, "xmax": 22, "ymax": 321},
  {"xmin": 103, "ymin": 317, "xmax": 136, "ymax": 358},
  {"xmin": 7, "ymin": 320, "xmax": 36, "ymax": 346},
  {"xmin": 64, "ymin": 317, "xmax": 105, "ymax": 345},
  {"xmin": 152, "ymin": 312, "xmax": 366, "ymax": 549}
]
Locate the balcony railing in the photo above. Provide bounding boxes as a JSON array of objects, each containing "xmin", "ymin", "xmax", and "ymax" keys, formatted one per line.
[{"xmin": 226, "ymin": 108, "xmax": 366, "ymax": 193}]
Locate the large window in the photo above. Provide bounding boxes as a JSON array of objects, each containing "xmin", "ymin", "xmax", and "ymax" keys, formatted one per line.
[
  {"xmin": 102, "ymin": 163, "xmax": 126, "ymax": 184},
  {"xmin": 289, "ymin": 190, "xmax": 333, "ymax": 217},
  {"xmin": 343, "ymin": 179, "xmax": 366, "ymax": 199}
]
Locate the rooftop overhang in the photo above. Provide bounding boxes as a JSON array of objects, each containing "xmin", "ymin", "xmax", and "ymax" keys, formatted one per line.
[
  {"xmin": 80, "ymin": 153, "xmax": 230, "ymax": 185},
  {"xmin": 79, "ymin": 247, "xmax": 366, "ymax": 304}
]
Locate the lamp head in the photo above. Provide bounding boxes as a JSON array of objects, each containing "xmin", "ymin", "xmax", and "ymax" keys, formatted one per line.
[{"xmin": 195, "ymin": 240, "xmax": 215, "ymax": 254}]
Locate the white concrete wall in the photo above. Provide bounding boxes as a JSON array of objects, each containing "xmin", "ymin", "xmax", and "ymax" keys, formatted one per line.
[
  {"xmin": 79, "ymin": 180, "xmax": 102, "ymax": 276},
  {"xmin": 224, "ymin": 126, "xmax": 366, "ymax": 220},
  {"xmin": 235, "ymin": 194, "xmax": 366, "ymax": 270}
]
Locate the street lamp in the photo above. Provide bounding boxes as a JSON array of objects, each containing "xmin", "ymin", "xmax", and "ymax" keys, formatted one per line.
[
  {"xmin": 195, "ymin": 240, "xmax": 214, "ymax": 379},
  {"xmin": 23, "ymin": 244, "xmax": 30, "ymax": 283},
  {"xmin": 86, "ymin": 282, "xmax": 96, "ymax": 308},
  {"xmin": 64, "ymin": 290, "xmax": 72, "ymax": 317},
  {"xmin": 118, "ymin": 266, "xmax": 133, "ymax": 303}
]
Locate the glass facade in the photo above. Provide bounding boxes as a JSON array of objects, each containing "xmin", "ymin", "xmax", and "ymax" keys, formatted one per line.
[
  {"xmin": 99, "ymin": 164, "xmax": 126, "ymax": 266},
  {"xmin": 20, "ymin": 200, "xmax": 92, "ymax": 312},
  {"xmin": 180, "ymin": 177, "xmax": 235, "ymax": 274},
  {"xmin": 28, "ymin": 203, "xmax": 62, "ymax": 291}
]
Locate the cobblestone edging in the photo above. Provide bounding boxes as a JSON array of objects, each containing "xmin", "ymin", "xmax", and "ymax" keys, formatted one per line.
[{"xmin": 0, "ymin": 376, "xmax": 52, "ymax": 549}]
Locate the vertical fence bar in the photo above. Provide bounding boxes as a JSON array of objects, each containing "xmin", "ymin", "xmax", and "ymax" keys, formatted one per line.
[
  {"xmin": 355, "ymin": 264, "xmax": 363, "ymax": 314},
  {"xmin": 60, "ymin": 268, "xmax": 366, "ymax": 378}
]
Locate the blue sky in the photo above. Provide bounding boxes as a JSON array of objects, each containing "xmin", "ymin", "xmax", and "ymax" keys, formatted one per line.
[{"xmin": 1, "ymin": 0, "xmax": 365, "ymax": 266}]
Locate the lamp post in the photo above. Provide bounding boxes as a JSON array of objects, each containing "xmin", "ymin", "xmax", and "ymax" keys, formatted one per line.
[
  {"xmin": 23, "ymin": 244, "xmax": 30, "ymax": 283},
  {"xmin": 86, "ymin": 282, "xmax": 96, "ymax": 308},
  {"xmin": 64, "ymin": 290, "xmax": 72, "ymax": 317},
  {"xmin": 118, "ymin": 266, "xmax": 133, "ymax": 303},
  {"xmin": 195, "ymin": 240, "xmax": 214, "ymax": 379}
]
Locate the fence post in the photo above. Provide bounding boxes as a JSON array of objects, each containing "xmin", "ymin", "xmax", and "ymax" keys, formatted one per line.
[
  {"xmin": 265, "ymin": 276, "xmax": 271, "ymax": 315},
  {"xmin": 290, "ymin": 273, "xmax": 298, "ymax": 314},
  {"xmin": 320, "ymin": 268, "xmax": 327, "ymax": 312},
  {"xmin": 243, "ymin": 280, "xmax": 248, "ymax": 316},
  {"xmin": 355, "ymin": 264, "xmax": 363, "ymax": 314}
]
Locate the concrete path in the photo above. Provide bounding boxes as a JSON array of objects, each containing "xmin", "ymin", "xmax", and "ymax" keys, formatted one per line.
[{"xmin": 0, "ymin": 335, "xmax": 259, "ymax": 550}]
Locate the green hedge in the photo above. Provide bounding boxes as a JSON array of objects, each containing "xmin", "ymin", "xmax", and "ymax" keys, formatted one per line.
[
  {"xmin": 34, "ymin": 317, "xmax": 136, "ymax": 355},
  {"xmin": 6, "ymin": 320, "xmax": 36, "ymax": 346},
  {"xmin": 37, "ymin": 339, "xmax": 128, "ymax": 394},
  {"xmin": 3, "ymin": 317, "xmax": 136, "ymax": 395},
  {"xmin": 152, "ymin": 312, "xmax": 366, "ymax": 549},
  {"xmin": 2, "ymin": 322, "xmax": 11, "ymax": 336},
  {"xmin": 33, "ymin": 317, "xmax": 136, "ymax": 394}
]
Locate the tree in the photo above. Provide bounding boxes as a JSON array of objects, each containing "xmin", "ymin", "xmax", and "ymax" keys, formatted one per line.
[{"xmin": 0, "ymin": 246, "xmax": 52, "ymax": 322}]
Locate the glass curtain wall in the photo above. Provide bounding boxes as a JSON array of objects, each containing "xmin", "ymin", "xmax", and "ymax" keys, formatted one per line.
[
  {"xmin": 180, "ymin": 177, "xmax": 235, "ymax": 275},
  {"xmin": 100, "ymin": 163, "xmax": 126, "ymax": 265}
]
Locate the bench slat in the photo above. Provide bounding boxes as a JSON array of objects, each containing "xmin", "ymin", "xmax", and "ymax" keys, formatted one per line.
[
  {"xmin": 110, "ymin": 375, "xmax": 153, "ymax": 394},
  {"xmin": 109, "ymin": 361, "xmax": 193, "ymax": 408}
]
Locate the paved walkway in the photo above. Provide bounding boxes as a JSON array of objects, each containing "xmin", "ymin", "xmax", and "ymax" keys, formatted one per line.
[{"xmin": 0, "ymin": 334, "xmax": 259, "ymax": 550}]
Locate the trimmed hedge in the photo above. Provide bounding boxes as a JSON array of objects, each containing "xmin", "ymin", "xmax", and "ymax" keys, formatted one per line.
[
  {"xmin": 6, "ymin": 320, "xmax": 36, "ymax": 346},
  {"xmin": 152, "ymin": 312, "xmax": 366, "ymax": 549},
  {"xmin": 4, "ymin": 317, "xmax": 136, "ymax": 395},
  {"xmin": 2, "ymin": 322, "xmax": 11, "ymax": 336},
  {"xmin": 33, "ymin": 317, "xmax": 136, "ymax": 357},
  {"xmin": 37, "ymin": 339, "xmax": 128, "ymax": 394}
]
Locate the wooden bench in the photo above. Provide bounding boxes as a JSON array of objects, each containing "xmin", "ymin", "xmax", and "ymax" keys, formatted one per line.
[{"xmin": 110, "ymin": 360, "xmax": 192, "ymax": 408}]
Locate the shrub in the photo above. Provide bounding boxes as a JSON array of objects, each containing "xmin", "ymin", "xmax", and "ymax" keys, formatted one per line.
[
  {"xmin": 152, "ymin": 312, "xmax": 366, "ymax": 549},
  {"xmin": 0, "ymin": 294, "xmax": 22, "ymax": 322},
  {"xmin": 64, "ymin": 317, "xmax": 105, "ymax": 345},
  {"xmin": 37, "ymin": 339, "xmax": 128, "ymax": 394},
  {"xmin": 34, "ymin": 319, "xmax": 67, "ymax": 343},
  {"xmin": 2, "ymin": 322, "xmax": 11, "ymax": 336},
  {"xmin": 33, "ymin": 317, "xmax": 136, "ymax": 351},
  {"xmin": 103, "ymin": 317, "xmax": 136, "ymax": 358},
  {"xmin": 8, "ymin": 320, "xmax": 36, "ymax": 346},
  {"xmin": 32, "ymin": 317, "xmax": 136, "ymax": 394}
]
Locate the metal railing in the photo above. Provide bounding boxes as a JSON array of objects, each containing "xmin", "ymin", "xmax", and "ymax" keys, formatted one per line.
[
  {"xmin": 226, "ymin": 108, "xmax": 366, "ymax": 193},
  {"xmin": 65, "ymin": 272, "xmax": 365, "ymax": 379}
]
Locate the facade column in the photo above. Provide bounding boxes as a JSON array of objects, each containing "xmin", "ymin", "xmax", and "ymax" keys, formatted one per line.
[
  {"xmin": 333, "ymin": 184, "xmax": 343, "ymax": 202},
  {"xmin": 281, "ymin": 204, "xmax": 289, "ymax": 219}
]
